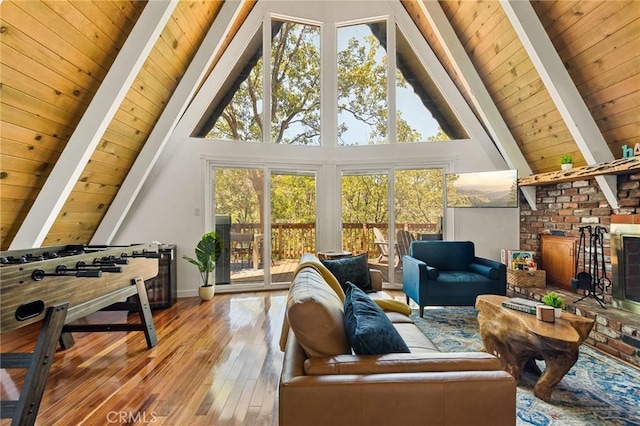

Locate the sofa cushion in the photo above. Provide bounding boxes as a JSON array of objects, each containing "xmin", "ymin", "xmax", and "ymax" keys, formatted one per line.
[
  {"xmin": 320, "ymin": 253, "xmax": 372, "ymax": 292},
  {"xmin": 343, "ymin": 283, "xmax": 410, "ymax": 355},
  {"xmin": 286, "ymin": 268, "xmax": 351, "ymax": 358},
  {"xmin": 393, "ymin": 323, "xmax": 440, "ymax": 353}
]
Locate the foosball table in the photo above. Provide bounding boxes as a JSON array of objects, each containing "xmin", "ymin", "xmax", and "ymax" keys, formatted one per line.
[{"xmin": 0, "ymin": 244, "xmax": 161, "ymax": 426}]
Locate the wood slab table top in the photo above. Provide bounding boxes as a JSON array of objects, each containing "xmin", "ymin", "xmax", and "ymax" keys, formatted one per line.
[{"xmin": 475, "ymin": 294, "xmax": 595, "ymax": 402}]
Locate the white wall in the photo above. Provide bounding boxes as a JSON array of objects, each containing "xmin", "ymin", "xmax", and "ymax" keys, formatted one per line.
[{"xmin": 452, "ymin": 208, "xmax": 520, "ymax": 260}]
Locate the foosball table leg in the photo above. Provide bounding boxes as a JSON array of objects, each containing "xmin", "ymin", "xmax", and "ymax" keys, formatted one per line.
[
  {"xmin": 132, "ymin": 276, "xmax": 157, "ymax": 348},
  {"xmin": 58, "ymin": 331, "xmax": 75, "ymax": 350},
  {"xmin": 0, "ymin": 303, "xmax": 69, "ymax": 426}
]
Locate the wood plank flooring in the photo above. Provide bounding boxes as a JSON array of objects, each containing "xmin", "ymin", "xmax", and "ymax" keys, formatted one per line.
[
  {"xmin": 1, "ymin": 291, "xmax": 291, "ymax": 425},
  {"xmin": 3, "ymin": 286, "xmax": 636, "ymax": 424}
]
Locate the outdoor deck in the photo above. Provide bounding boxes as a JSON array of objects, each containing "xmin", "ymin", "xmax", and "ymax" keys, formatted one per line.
[
  {"xmin": 228, "ymin": 259, "xmax": 299, "ymax": 284},
  {"xmin": 227, "ymin": 256, "xmax": 403, "ymax": 285}
]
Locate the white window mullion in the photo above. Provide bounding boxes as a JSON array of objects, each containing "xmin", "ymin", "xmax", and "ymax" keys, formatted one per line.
[
  {"xmin": 387, "ymin": 18, "xmax": 397, "ymax": 145},
  {"xmin": 388, "ymin": 167, "xmax": 396, "ymax": 285},
  {"xmin": 263, "ymin": 165, "xmax": 271, "ymax": 285},
  {"xmin": 263, "ymin": 16, "xmax": 272, "ymax": 143},
  {"xmin": 323, "ymin": 22, "xmax": 337, "ymax": 147}
]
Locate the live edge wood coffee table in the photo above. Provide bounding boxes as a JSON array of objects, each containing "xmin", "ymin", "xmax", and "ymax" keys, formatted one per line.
[{"xmin": 475, "ymin": 294, "xmax": 595, "ymax": 402}]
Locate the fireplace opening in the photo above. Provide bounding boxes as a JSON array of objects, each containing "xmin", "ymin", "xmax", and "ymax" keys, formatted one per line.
[{"xmin": 611, "ymin": 223, "xmax": 640, "ymax": 315}]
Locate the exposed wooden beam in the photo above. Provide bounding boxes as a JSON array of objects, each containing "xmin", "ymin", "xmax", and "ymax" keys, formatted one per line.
[
  {"xmin": 415, "ymin": 0, "xmax": 537, "ymax": 210},
  {"xmin": 518, "ymin": 157, "xmax": 639, "ymax": 187},
  {"xmin": 9, "ymin": 1, "xmax": 178, "ymax": 250},
  {"xmin": 500, "ymin": 0, "xmax": 618, "ymax": 208},
  {"xmin": 91, "ymin": 1, "xmax": 245, "ymax": 245}
]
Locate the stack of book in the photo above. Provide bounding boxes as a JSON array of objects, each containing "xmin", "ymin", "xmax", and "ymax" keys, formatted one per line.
[
  {"xmin": 500, "ymin": 249, "xmax": 537, "ymax": 270},
  {"xmin": 501, "ymin": 297, "xmax": 543, "ymax": 315}
]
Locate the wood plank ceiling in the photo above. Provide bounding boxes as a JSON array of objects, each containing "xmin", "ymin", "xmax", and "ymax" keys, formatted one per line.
[{"xmin": 1, "ymin": 0, "xmax": 638, "ymax": 250}]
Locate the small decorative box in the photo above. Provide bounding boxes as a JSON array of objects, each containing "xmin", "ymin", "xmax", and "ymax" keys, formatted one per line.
[{"xmin": 536, "ymin": 305, "xmax": 555, "ymax": 323}]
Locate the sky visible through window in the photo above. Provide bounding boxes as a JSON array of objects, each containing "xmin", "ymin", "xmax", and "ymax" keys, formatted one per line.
[
  {"xmin": 206, "ymin": 18, "xmax": 448, "ymax": 145},
  {"xmin": 337, "ymin": 23, "xmax": 441, "ymax": 145}
]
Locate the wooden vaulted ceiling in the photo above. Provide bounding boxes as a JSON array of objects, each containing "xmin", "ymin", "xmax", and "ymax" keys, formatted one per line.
[{"xmin": 0, "ymin": 0, "xmax": 638, "ymax": 250}]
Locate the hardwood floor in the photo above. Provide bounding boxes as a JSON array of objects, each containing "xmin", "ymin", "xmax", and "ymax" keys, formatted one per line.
[{"xmin": 1, "ymin": 292, "xmax": 289, "ymax": 425}]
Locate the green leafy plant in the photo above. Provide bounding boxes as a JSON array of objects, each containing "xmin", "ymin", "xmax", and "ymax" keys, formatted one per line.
[
  {"xmin": 560, "ymin": 154, "xmax": 573, "ymax": 165},
  {"xmin": 183, "ymin": 231, "xmax": 223, "ymax": 287},
  {"xmin": 542, "ymin": 291, "xmax": 565, "ymax": 309}
]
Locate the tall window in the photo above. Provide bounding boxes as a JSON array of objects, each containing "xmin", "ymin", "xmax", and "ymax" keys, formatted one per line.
[
  {"xmin": 394, "ymin": 169, "xmax": 444, "ymax": 226},
  {"xmin": 337, "ymin": 22, "xmax": 388, "ymax": 146},
  {"xmin": 270, "ymin": 22, "xmax": 321, "ymax": 145}
]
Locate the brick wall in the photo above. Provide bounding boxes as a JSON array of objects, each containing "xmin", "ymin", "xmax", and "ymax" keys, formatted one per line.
[{"xmin": 519, "ymin": 173, "xmax": 640, "ymax": 277}]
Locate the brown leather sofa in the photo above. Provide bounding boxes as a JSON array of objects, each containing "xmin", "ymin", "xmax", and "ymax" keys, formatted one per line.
[{"xmin": 279, "ymin": 254, "xmax": 516, "ymax": 426}]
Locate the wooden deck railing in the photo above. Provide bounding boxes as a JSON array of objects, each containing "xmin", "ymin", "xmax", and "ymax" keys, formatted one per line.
[{"xmin": 229, "ymin": 222, "xmax": 441, "ymax": 260}]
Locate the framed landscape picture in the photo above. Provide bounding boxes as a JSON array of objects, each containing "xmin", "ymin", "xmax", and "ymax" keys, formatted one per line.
[{"xmin": 445, "ymin": 170, "xmax": 518, "ymax": 208}]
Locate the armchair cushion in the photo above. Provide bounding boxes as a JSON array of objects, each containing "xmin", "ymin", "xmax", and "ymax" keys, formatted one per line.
[
  {"xmin": 320, "ymin": 253, "xmax": 372, "ymax": 292},
  {"xmin": 468, "ymin": 263, "xmax": 499, "ymax": 280},
  {"xmin": 410, "ymin": 241, "xmax": 475, "ymax": 271},
  {"xmin": 343, "ymin": 283, "xmax": 410, "ymax": 355}
]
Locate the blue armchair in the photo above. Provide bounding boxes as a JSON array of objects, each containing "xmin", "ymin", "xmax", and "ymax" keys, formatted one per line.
[{"xmin": 402, "ymin": 241, "xmax": 506, "ymax": 317}]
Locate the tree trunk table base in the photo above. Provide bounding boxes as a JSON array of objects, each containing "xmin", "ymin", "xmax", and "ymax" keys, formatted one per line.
[{"xmin": 475, "ymin": 295, "xmax": 594, "ymax": 402}]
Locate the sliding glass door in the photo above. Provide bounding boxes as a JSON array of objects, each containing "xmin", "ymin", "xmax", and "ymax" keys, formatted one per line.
[
  {"xmin": 211, "ymin": 163, "xmax": 442, "ymax": 289},
  {"xmin": 213, "ymin": 166, "xmax": 265, "ymax": 287},
  {"xmin": 211, "ymin": 164, "xmax": 318, "ymax": 289},
  {"xmin": 394, "ymin": 168, "xmax": 444, "ymax": 284},
  {"xmin": 270, "ymin": 170, "xmax": 317, "ymax": 284},
  {"xmin": 340, "ymin": 167, "xmax": 444, "ymax": 287},
  {"xmin": 341, "ymin": 170, "xmax": 393, "ymax": 284}
]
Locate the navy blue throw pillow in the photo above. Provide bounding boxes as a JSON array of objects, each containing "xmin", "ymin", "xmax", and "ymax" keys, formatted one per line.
[
  {"xmin": 343, "ymin": 283, "xmax": 410, "ymax": 355},
  {"xmin": 320, "ymin": 253, "xmax": 372, "ymax": 292}
]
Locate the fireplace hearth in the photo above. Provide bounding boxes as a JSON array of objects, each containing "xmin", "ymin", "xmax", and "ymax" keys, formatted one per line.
[{"xmin": 611, "ymin": 218, "xmax": 640, "ymax": 315}]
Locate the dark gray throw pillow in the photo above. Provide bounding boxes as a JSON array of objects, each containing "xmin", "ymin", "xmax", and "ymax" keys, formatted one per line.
[
  {"xmin": 343, "ymin": 282, "xmax": 410, "ymax": 355},
  {"xmin": 320, "ymin": 253, "xmax": 372, "ymax": 292}
]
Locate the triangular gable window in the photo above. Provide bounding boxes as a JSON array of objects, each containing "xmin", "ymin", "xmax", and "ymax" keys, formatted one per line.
[
  {"xmin": 394, "ymin": 25, "xmax": 468, "ymax": 142},
  {"xmin": 193, "ymin": 24, "xmax": 265, "ymax": 141},
  {"xmin": 193, "ymin": 14, "xmax": 467, "ymax": 145},
  {"xmin": 194, "ymin": 20, "xmax": 321, "ymax": 145}
]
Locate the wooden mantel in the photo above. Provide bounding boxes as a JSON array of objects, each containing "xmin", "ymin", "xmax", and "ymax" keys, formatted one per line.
[{"xmin": 518, "ymin": 157, "xmax": 640, "ymax": 187}]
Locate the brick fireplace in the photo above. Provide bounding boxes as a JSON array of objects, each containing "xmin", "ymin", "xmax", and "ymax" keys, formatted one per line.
[{"xmin": 516, "ymin": 173, "xmax": 640, "ymax": 367}]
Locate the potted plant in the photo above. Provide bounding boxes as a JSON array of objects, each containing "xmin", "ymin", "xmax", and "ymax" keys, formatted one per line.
[
  {"xmin": 542, "ymin": 291, "xmax": 565, "ymax": 318},
  {"xmin": 183, "ymin": 231, "xmax": 223, "ymax": 300},
  {"xmin": 560, "ymin": 154, "xmax": 573, "ymax": 171}
]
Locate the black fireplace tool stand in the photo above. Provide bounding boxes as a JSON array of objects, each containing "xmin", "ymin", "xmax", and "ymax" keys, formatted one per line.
[{"xmin": 571, "ymin": 225, "xmax": 611, "ymax": 308}]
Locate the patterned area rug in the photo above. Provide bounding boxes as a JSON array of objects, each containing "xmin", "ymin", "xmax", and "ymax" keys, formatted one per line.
[{"xmin": 410, "ymin": 308, "xmax": 640, "ymax": 426}]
